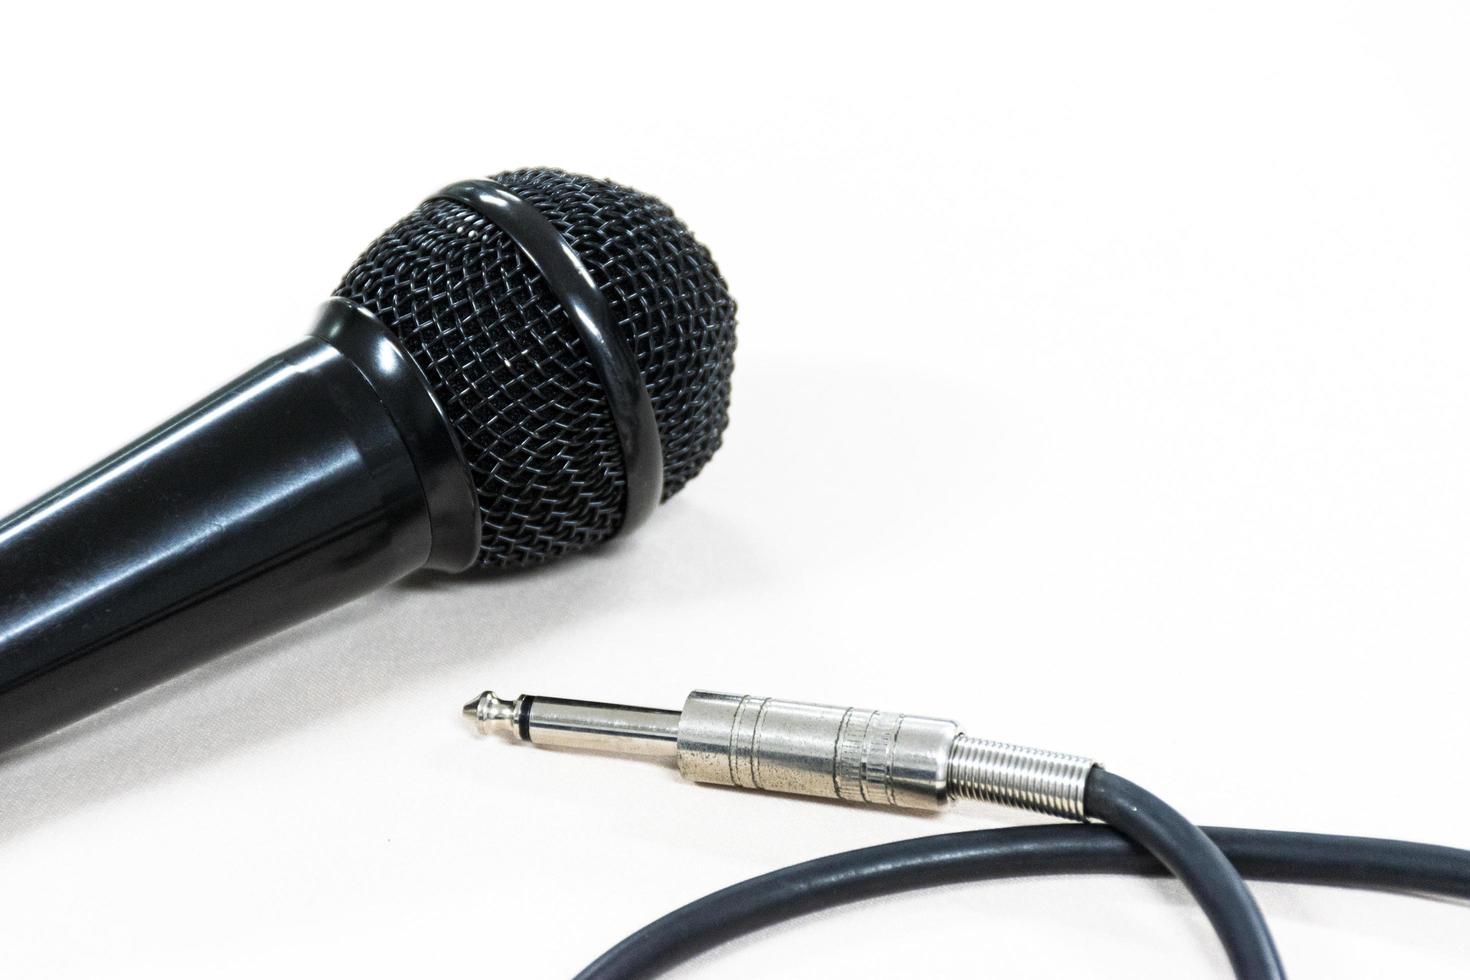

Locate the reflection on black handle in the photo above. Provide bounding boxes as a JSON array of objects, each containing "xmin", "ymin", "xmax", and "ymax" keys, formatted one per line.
[{"xmin": 0, "ymin": 301, "xmax": 478, "ymax": 754}]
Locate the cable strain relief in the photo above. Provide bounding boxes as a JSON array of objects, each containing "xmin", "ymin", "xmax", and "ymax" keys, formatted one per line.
[{"xmin": 946, "ymin": 735, "xmax": 1095, "ymax": 821}]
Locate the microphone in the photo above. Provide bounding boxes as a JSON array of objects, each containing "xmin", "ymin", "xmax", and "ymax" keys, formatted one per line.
[{"xmin": 0, "ymin": 168, "xmax": 737, "ymax": 755}]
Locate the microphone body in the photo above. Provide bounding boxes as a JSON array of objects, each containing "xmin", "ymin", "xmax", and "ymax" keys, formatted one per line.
[
  {"xmin": 0, "ymin": 301, "xmax": 479, "ymax": 752},
  {"xmin": 0, "ymin": 168, "xmax": 736, "ymax": 756}
]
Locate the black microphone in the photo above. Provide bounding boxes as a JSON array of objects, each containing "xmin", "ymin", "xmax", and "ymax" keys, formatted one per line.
[{"xmin": 0, "ymin": 168, "xmax": 737, "ymax": 755}]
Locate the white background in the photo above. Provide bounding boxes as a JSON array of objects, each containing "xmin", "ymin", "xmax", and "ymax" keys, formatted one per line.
[{"xmin": 1, "ymin": 2, "xmax": 1467, "ymax": 977}]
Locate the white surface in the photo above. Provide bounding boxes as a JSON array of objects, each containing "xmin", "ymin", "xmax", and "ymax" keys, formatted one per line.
[{"xmin": 2, "ymin": 2, "xmax": 1468, "ymax": 977}]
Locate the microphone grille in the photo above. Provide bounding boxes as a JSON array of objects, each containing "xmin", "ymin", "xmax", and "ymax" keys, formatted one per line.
[{"xmin": 336, "ymin": 169, "xmax": 736, "ymax": 568}]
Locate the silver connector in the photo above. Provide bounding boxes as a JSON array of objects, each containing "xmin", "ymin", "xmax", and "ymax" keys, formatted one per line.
[{"xmin": 464, "ymin": 689, "xmax": 1097, "ymax": 820}]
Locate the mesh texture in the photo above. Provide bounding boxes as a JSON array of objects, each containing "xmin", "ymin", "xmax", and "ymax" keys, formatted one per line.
[{"xmin": 336, "ymin": 168, "xmax": 736, "ymax": 568}]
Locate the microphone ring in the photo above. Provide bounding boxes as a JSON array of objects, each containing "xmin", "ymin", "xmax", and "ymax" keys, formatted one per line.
[{"xmin": 429, "ymin": 179, "xmax": 664, "ymax": 536}]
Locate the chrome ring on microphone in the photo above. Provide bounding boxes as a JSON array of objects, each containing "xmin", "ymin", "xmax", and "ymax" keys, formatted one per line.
[{"xmin": 429, "ymin": 179, "xmax": 664, "ymax": 535}]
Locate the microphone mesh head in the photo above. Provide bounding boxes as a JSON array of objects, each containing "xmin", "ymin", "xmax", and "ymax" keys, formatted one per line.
[{"xmin": 336, "ymin": 169, "xmax": 736, "ymax": 568}]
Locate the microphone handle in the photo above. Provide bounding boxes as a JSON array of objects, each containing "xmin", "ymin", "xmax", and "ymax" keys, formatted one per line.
[{"xmin": 0, "ymin": 300, "xmax": 479, "ymax": 754}]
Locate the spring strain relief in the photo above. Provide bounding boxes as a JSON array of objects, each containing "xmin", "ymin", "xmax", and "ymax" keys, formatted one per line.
[{"xmin": 946, "ymin": 735, "xmax": 1095, "ymax": 821}]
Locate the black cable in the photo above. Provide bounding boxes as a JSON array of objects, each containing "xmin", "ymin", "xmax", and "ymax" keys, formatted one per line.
[
  {"xmin": 574, "ymin": 825, "xmax": 1470, "ymax": 980},
  {"xmin": 1084, "ymin": 769, "xmax": 1284, "ymax": 980}
]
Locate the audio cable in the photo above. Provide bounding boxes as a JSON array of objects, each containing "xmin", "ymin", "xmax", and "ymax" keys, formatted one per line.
[{"xmin": 465, "ymin": 688, "xmax": 1470, "ymax": 979}]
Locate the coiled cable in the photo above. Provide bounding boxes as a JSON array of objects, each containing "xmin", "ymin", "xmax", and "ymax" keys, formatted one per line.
[
  {"xmin": 1084, "ymin": 769, "xmax": 1283, "ymax": 980},
  {"xmin": 575, "ymin": 823, "xmax": 1470, "ymax": 979}
]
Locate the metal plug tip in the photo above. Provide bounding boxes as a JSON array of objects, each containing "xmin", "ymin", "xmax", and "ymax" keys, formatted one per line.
[{"xmin": 464, "ymin": 691, "xmax": 517, "ymax": 736}]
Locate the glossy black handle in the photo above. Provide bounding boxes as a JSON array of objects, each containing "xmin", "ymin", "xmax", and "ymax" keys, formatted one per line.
[{"xmin": 0, "ymin": 301, "xmax": 478, "ymax": 754}]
